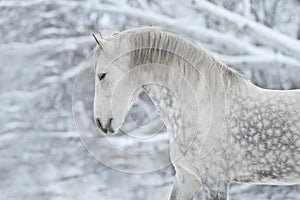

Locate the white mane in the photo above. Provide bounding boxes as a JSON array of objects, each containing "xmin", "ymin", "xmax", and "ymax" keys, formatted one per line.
[{"xmin": 127, "ymin": 28, "xmax": 244, "ymax": 89}]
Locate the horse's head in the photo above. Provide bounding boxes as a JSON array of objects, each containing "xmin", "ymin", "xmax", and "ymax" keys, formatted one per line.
[
  {"xmin": 92, "ymin": 32, "xmax": 139, "ymax": 134},
  {"xmin": 91, "ymin": 27, "xmax": 197, "ymax": 135}
]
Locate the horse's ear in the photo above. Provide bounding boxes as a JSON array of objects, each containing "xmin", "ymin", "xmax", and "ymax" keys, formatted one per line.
[{"xmin": 92, "ymin": 34, "xmax": 103, "ymax": 50}]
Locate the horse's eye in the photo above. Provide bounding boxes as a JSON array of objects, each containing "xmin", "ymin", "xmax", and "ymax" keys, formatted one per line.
[{"xmin": 97, "ymin": 73, "xmax": 106, "ymax": 81}]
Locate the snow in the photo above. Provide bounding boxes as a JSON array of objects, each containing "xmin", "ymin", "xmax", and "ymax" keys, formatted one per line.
[
  {"xmin": 1, "ymin": 0, "xmax": 300, "ymax": 199},
  {"xmin": 193, "ymin": 0, "xmax": 300, "ymax": 60}
]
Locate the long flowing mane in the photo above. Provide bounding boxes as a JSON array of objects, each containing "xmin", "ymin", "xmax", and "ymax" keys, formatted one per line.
[{"xmin": 126, "ymin": 27, "xmax": 244, "ymax": 88}]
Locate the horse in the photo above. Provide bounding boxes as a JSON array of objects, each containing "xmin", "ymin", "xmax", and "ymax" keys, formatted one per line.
[{"xmin": 92, "ymin": 27, "xmax": 300, "ymax": 200}]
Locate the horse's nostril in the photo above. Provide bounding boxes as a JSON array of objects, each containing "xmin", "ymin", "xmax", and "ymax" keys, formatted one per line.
[
  {"xmin": 96, "ymin": 118, "xmax": 107, "ymax": 133},
  {"xmin": 95, "ymin": 118, "xmax": 101, "ymax": 128},
  {"xmin": 95, "ymin": 118, "xmax": 114, "ymax": 134},
  {"xmin": 106, "ymin": 118, "xmax": 114, "ymax": 134}
]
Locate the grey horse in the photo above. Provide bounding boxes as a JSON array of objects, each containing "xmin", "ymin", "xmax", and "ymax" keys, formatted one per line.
[{"xmin": 92, "ymin": 27, "xmax": 300, "ymax": 200}]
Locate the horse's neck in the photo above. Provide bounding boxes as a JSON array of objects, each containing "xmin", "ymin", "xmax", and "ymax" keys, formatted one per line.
[
  {"xmin": 137, "ymin": 62, "xmax": 254, "ymax": 157},
  {"xmin": 142, "ymin": 84, "xmax": 182, "ymax": 135},
  {"xmin": 141, "ymin": 73, "xmax": 228, "ymax": 157},
  {"xmin": 140, "ymin": 74, "xmax": 215, "ymax": 139}
]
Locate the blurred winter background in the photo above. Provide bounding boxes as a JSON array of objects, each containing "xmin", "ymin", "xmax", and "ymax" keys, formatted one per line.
[{"xmin": 1, "ymin": 0, "xmax": 300, "ymax": 199}]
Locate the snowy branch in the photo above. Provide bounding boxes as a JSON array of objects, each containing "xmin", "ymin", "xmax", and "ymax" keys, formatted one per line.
[
  {"xmin": 0, "ymin": 35, "xmax": 93, "ymax": 52},
  {"xmin": 193, "ymin": 0, "xmax": 300, "ymax": 61},
  {"xmin": 94, "ymin": 4, "xmax": 267, "ymax": 55},
  {"xmin": 211, "ymin": 52, "xmax": 300, "ymax": 70}
]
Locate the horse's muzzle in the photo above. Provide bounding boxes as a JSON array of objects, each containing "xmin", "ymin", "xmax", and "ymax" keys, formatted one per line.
[{"xmin": 96, "ymin": 118, "xmax": 114, "ymax": 134}]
